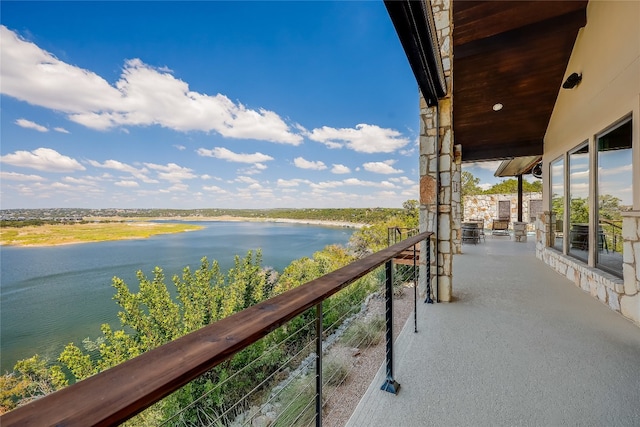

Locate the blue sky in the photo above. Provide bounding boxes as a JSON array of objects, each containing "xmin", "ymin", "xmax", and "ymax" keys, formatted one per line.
[{"xmin": 1, "ymin": 1, "xmax": 504, "ymax": 210}]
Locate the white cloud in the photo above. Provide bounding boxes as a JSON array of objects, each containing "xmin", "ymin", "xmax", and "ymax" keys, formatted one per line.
[
  {"xmin": 307, "ymin": 124, "xmax": 409, "ymax": 153},
  {"xmin": 309, "ymin": 178, "xmax": 397, "ymax": 191},
  {"xmin": 50, "ymin": 182, "xmax": 73, "ymax": 190},
  {"xmin": 240, "ymin": 163, "xmax": 268, "ymax": 175},
  {"xmin": 363, "ymin": 160, "xmax": 403, "ymax": 174},
  {"xmin": 399, "ymin": 136, "xmax": 418, "ymax": 156},
  {"xmin": 15, "ymin": 118, "xmax": 48, "ymax": 132},
  {"xmin": 236, "ymin": 176, "xmax": 258, "ymax": 184},
  {"xmin": 389, "ymin": 176, "xmax": 415, "ymax": 186},
  {"xmin": 0, "ymin": 171, "xmax": 46, "ymax": 182},
  {"xmin": 115, "ymin": 180, "xmax": 139, "ymax": 188},
  {"xmin": 87, "ymin": 159, "xmax": 157, "ymax": 183},
  {"xmin": 197, "ymin": 147, "xmax": 274, "ymax": 164},
  {"xmin": 599, "ymin": 163, "xmax": 632, "ymax": 177},
  {"xmin": 166, "ymin": 183, "xmax": 189, "ymax": 192},
  {"xmin": 1, "ymin": 27, "xmax": 303, "ymax": 144},
  {"xmin": 294, "ymin": 157, "xmax": 327, "ymax": 170},
  {"xmin": 203, "ymin": 185, "xmax": 227, "ymax": 193},
  {"xmin": 62, "ymin": 176, "xmax": 98, "ymax": 186},
  {"xmin": 464, "ymin": 160, "xmax": 503, "ymax": 171},
  {"xmin": 174, "ymin": 144, "xmax": 186, "ymax": 151},
  {"xmin": 331, "ymin": 164, "xmax": 350, "ymax": 174},
  {"xmin": 200, "ymin": 174, "xmax": 213, "ymax": 180},
  {"xmin": 277, "ymin": 178, "xmax": 309, "ymax": 187},
  {"xmin": 1, "ymin": 147, "xmax": 85, "ymax": 172},
  {"xmin": 144, "ymin": 162, "xmax": 196, "ymax": 182},
  {"xmin": 310, "ymin": 180, "xmax": 343, "ymax": 190},
  {"xmin": 54, "ymin": 127, "xmax": 70, "ymax": 134}
]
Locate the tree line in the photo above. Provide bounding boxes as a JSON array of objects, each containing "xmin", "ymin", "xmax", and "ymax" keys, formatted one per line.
[{"xmin": 462, "ymin": 171, "xmax": 542, "ymax": 197}]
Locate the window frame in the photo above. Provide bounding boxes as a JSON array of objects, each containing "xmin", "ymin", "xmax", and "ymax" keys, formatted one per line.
[
  {"xmin": 549, "ymin": 154, "xmax": 566, "ymax": 253},
  {"xmin": 594, "ymin": 115, "xmax": 632, "ymax": 277},
  {"xmin": 567, "ymin": 141, "xmax": 590, "ymax": 263}
]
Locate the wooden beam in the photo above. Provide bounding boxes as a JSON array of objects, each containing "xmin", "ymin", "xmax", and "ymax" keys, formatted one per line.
[
  {"xmin": 453, "ymin": 1, "xmax": 588, "ymax": 47},
  {"xmin": 461, "ymin": 140, "xmax": 543, "ymax": 162}
]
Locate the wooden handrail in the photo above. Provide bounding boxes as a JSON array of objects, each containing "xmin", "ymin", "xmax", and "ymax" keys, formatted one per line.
[{"xmin": 1, "ymin": 232, "xmax": 432, "ymax": 426}]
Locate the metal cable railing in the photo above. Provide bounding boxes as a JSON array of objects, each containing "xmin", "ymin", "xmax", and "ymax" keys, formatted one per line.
[{"xmin": 1, "ymin": 231, "xmax": 432, "ymax": 426}]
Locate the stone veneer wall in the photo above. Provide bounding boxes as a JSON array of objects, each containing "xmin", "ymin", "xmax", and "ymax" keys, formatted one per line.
[
  {"xmin": 464, "ymin": 193, "xmax": 542, "ymax": 230},
  {"xmin": 419, "ymin": 0, "xmax": 458, "ymax": 302},
  {"xmin": 536, "ymin": 211, "xmax": 640, "ymax": 326}
]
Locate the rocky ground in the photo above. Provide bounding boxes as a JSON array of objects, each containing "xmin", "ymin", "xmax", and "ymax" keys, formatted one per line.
[{"xmin": 322, "ymin": 286, "xmax": 414, "ymax": 427}]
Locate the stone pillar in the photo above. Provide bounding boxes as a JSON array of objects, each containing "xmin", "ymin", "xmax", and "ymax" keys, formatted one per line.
[
  {"xmin": 536, "ymin": 211, "xmax": 552, "ymax": 260},
  {"xmin": 513, "ymin": 221, "xmax": 527, "ymax": 242},
  {"xmin": 419, "ymin": 0, "xmax": 455, "ymax": 302},
  {"xmin": 621, "ymin": 211, "xmax": 640, "ymax": 325}
]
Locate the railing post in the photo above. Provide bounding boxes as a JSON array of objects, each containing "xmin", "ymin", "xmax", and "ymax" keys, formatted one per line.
[
  {"xmin": 315, "ymin": 303, "xmax": 323, "ymax": 427},
  {"xmin": 380, "ymin": 260, "xmax": 400, "ymax": 394},
  {"xmin": 425, "ymin": 236, "xmax": 434, "ymax": 303},
  {"xmin": 413, "ymin": 243, "xmax": 418, "ymax": 333}
]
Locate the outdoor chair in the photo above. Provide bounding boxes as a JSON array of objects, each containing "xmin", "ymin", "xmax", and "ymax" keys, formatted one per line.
[
  {"xmin": 491, "ymin": 219, "xmax": 510, "ymax": 238},
  {"xmin": 468, "ymin": 218, "xmax": 486, "ymax": 242}
]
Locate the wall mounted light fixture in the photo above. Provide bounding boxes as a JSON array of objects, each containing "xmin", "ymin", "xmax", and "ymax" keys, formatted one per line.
[{"xmin": 562, "ymin": 72, "xmax": 582, "ymax": 89}]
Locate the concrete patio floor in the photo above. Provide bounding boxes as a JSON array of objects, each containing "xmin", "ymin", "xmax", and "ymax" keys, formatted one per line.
[{"xmin": 347, "ymin": 237, "xmax": 640, "ymax": 426}]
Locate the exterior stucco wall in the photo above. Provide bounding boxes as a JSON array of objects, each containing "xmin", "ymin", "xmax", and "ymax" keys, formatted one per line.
[
  {"xmin": 539, "ymin": 0, "xmax": 640, "ymax": 326},
  {"xmin": 542, "ymin": 0, "xmax": 639, "ymax": 211}
]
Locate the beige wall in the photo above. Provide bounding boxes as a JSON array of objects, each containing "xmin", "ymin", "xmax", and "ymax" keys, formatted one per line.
[{"xmin": 543, "ymin": 0, "xmax": 640, "ymax": 210}]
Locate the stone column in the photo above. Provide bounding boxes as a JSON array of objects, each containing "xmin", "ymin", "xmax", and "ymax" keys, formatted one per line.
[
  {"xmin": 513, "ymin": 221, "xmax": 527, "ymax": 242},
  {"xmin": 536, "ymin": 211, "xmax": 552, "ymax": 260},
  {"xmin": 621, "ymin": 211, "xmax": 640, "ymax": 325},
  {"xmin": 419, "ymin": 0, "xmax": 455, "ymax": 302}
]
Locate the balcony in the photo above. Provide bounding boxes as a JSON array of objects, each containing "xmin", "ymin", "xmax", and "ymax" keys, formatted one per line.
[
  {"xmin": 3, "ymin": 233, "xmax": 640, "ymax": 426},
  {"xmin": 348, "ymin": 237, "xmax": 640, "ymax": 426}
]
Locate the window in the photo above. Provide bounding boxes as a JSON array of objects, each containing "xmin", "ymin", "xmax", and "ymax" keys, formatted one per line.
[
  {"xmin": 596, "ymin": 118, "xmax": 632, "ymax": 277},
  {"xmin": 498, "ymin": 200, "xmax": 510, "ymax": 220},
  {"xmin": 568, "ymin": 143, "xmax": 589, "ymax": 262},
  {"xmin": 550, "ymin": 157, "xmax": 565, "ymax": 252}
]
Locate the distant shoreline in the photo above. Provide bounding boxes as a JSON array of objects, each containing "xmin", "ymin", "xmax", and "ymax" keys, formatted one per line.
[
  {"xmin": 153, "ymin": 215, "xmax": 368, "ymax": 229},
  {"xmin": 1, "ymin": 217, "xmax": 366, "ymax": 248}
]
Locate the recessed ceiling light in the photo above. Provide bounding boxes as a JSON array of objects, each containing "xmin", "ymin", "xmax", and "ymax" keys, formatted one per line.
[{"xmin": 492, "ymin": 103, "xmax": 503, "ymax": 111}]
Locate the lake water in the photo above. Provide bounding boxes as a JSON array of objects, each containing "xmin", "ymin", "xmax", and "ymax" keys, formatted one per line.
[{"xmin": 0, "ymin": 221, "xmax": 353, "ymax": 371}]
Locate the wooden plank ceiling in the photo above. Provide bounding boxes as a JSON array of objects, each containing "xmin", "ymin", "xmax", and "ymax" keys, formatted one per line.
[{"xmin": 453, "ymin": 1, "xmax": 587, "ymax": 162}]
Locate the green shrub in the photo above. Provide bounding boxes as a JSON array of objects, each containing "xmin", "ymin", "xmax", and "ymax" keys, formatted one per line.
[
  {"xmin": 322, "ymin": 360, "xmax": 350, "ymax": 387},
  {"xmin": 341, "ymin": 316, "xmax": 385, "ymax": 348},
  {"xmin": 273, "ymin": 377, "xmax": 317, "ymax": 427}
]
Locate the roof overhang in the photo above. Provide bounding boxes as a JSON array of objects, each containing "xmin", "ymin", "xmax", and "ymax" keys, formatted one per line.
[
  {"xmin": 494, "ymin": 155, "xmax": 541, "ymax": 177},
  {"xmin": 386, "ymin": 0, "xmax": 588, "ymax": 162},
  {"xmin": 384, "ymin": 0, "xmax": 447, "ymax": 106}
]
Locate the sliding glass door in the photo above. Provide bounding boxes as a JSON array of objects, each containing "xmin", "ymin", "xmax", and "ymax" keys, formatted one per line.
[{"xmin": 596, "ymin": 118, "xmax": 632, "ymax": 276}]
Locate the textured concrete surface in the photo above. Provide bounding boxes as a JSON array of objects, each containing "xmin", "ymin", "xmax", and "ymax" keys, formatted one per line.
[{"xmin": 347, "ymin": 238, "xmax": 640, "ymax": 426}]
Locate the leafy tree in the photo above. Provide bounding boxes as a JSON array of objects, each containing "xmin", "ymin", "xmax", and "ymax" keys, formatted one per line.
[
  {"xmin": 461, "ymin": 171, "xmax": 483, "ymax": 196},
  {"xmin": 402, "ymin": 199, "xmax": 419, "ymax": 229},
  {"xmin": 569, "ymin": 197, "xmax": 589, "ymax": 224},
  {"xmin": 598, "ymin": 194, "xmax": 623, "ymax": 221},
  {"xmin": 484, "ymin": 178, "xmax": 542, "ymax": 194},
  {"xmin": 348, "ymin": 216, "xmax": 414, "ymax": 258},
  {"xmin": 0, "ymin": 355, "xmax": 67, "ymax": 413}
]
